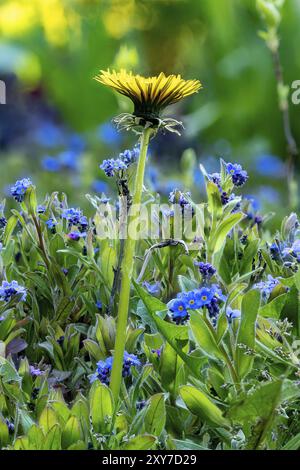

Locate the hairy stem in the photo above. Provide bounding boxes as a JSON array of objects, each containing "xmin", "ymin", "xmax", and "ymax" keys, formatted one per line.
[
  {"xmin": 271, "ymin": 47, "xmax": 298, "ymax": 208},
  {"xmin": 110, "ymin": 127, "xmax": 153, "ymax": 404}
]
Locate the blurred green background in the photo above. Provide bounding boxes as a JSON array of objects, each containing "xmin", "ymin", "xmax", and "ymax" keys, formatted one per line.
[{"xmin": 0, "ymin": 0, "xmax": 300, "ymax": 224}]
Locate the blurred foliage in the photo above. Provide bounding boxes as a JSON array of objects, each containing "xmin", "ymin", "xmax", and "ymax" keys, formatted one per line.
[{"xmin": 0, "ymin": 0, "xmax": 300, "ymax": 222}]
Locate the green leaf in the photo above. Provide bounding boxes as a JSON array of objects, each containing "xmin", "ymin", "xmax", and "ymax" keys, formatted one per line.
[
  {"xmin": 27, "ymin": 424, "xmax": 44, "ymax": 450},
  {"xmin": 19, "ymin": 409, "xmax": 35, "ymax": 434},
  {"xmin": 179, "ymin": 385, "xmax": 229, "ymax": 428},
  {"xmin": 3, "ymin": 215, "xmax": 18, "ymax": 245},
  {"xmin": 236, "ymin": 289, "xmax": 261, "ymax": 378},
  {"xmin": 89, "ymin": 381, "xmax": 114, "ymax": 434},
  {"xmin": 42, "ymin": 424, "xmax": 62, "ymax": 450},
  {"xmin": 39, "ymin": 406, "xmax": 59, "ymax": 434},
  {"xmin": 213, "ymin": 213, "xmax": 244, "ymax": 258},
  {"xmin": 61, "ymin": 416, "xmax": 82, "ymax": 449},
  {"xmin": 0, "ymin": 357, "xmax": 21, "ymax": 383},
  {"xmin": 228, "ymin": 380, "xmax": 283, "ymax": 449},
  {"xmin": 177, "ymin": 275, "xmax": 199, "ymax": 293},
  {"xmin": 144, "ymin": 393, "xmax": 166, "ymax": 437},
  {"xmin": 13, "ymin": 437, "xmax": 30, "ymax": 450},
  {"xmin": 0, "ymin": 416, "xmax": 9, "ymax": 448},
  {"xmin": 282, "ymin": 432, "xmax": 300, "ymax": 450},
  {"xmin": 239, "ymin": 239, "xmax": 260, "ymax": 275},
  {"xmin": 24, "ymin": 185, "xmax": 38, "ymax": 215},
  {"xmin": 67, "ymin": 440, "xmax": 86, "ymax": 450},
  {"xmin": 51, "ymin": 401, "xmax": 71, "ymax": 426},
  {"xmin": 173, "ymin": 439, "xmax": 209, "ymax": 450},
  {"xmin": 160, "ymin": 342, "xmax": 185, "ymax": 396},
  {"xmin": 122, "ymin": 434, "xmax": 156, "ymax": 450},
  {"xmin": 206, "ymin": 181, "xmax": 222, "ymax": 218},
  {"xmin": 259, "ymin": 293, "xmax": 287, "ymax": 319},
  {"xmin": 190, "ymin": 311, "xmax": 224, "ymax": 360}
]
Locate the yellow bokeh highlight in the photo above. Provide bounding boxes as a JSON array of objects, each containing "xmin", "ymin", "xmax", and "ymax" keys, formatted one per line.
[
  {"xmin": 37, "ymin": 0, "xmax": 69, "ymax": 46},
  {"xmin": 0, "ymin": 1, "xmax": 37, "ymax": 37},
  {"xmin": 0, "ymin": 0, "xmax": 81, "ymax": 47},
  {"xmin": 113, "ymin": 45, "xmax": 139, "ymax": 71}
]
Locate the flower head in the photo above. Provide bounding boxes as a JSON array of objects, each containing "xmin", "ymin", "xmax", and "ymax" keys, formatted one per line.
[
  {"xmin": 169, "ymin": 189, "xmax": 191, "ymax": 208},
  {"xmin": 100, "ymin": 158, "xmax": 127, "ymax": 177},
  {"xmin": 208, "ymin": 172, "xmax": 221, "ymax": 186},
  {"xmin": 0, "ymin": 280, "xmax": 27, "ymax": 303},
  {"xmin": 29, "ymin": 365, "xmax": 45, "ymax": 377},
  {"xmin": 167, "ymin": 283, "xmax": 226, "ymax": 324},
  {"xmin": 89, "ymin": 351, "xmax": 140, "ymax": 385},
  {"xmin": 167, "ymin": 297, "xmax": 189, "ymax": 325},
  {"xmin": 195, "ymin": 261, "xmax": 216, "ymax": 280},
  {"xmin": 10, "ymin": 178, "xmax": 33, "ymax": 202},
  {"xmin": 142, "ymin": 281, "xmax": 161, "ymax": 295},
  {"xmin": 61, "ymin": 208, "xmax": 87, "ymax": 229},
  {"xmin": 67, "ymin": 231, "xmax": 86, "ymax": 241},
  {"xmin": 95, "ymin": 70, "xmax": 202, "ymax": 124},
  {"xmin": 120, "ymin": 147, "xmax": 140, "ymax": 166},
  {"xmin": 100, "ymin": 147, "xmax": 140, "ymax": 178},
  {"xmin": 195, "ymin": 287, "xmax": 215, "ymax": 307},
  {"xmin": 254, "ymin": 275, "xmax": 280, "ymax": 301},
  {"xmin": 226, "ymin": 163, "xmax": 248, "ymax": 187},
  {"xmin": 46, "ymin": 218, "xmax": 57, "ymax": 232},
  {"xmin": 226, "ymin": 307, "xmax": 241, "ymax": 323},
  {"xmin": 37, "ymin": 205, "xmax": 46, "ymax": 214}
]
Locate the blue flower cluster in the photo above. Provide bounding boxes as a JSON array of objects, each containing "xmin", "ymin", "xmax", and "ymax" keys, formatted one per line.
[
  {"xmin": 46, "ymin": 218, "xmax": 57, "ymax": 233},
  {"xmin": 142, "ymin": 281, "xmax": 161, "ymax": 295},
  {"xmin": 10, "ymin": 178, "xmax": 32, "ymax": 203},
  {"xmin": 37, "ymin": 205, "xmax": 46, "ymax": 214},
  {"xmin": 207, "ymin": 161, "xmax": 247, "ymax": 211},
  {"xmin": 167, "ymin": 284, "xmax": 226, "ymax": 325},
  {"xmin": 195, "ymin": 262, "xmax": 216, "ymax": 281},
  {"xmin": 62, "ymin": 208, "xmax": 88, "ymax": 231},
  {"xmin": 29, "ymin": 365, "xmax": 45, "ymax": 377},
  {"xmin": 226, "ymin": 162, "xmax": 248, "ymax": 187},
  {"xmin": 226, "ymin": 307, "xmax": 241, "ymax": 323},
  {"xmin": 89, "ymin": 351, "xmax": 141, "ymax": 385},
  {"xmin": 100, "ymin": 158, "xmax": 127, "ymax": 177},
  {"xmin": 100, "ymin": 147, "xmax": 139, "ymax": 178},
  {"xmin": 0, "ymin": 216, "xmax": 7, "ymax": 229},
  {"xmin": 268, "ymin": 214, "xmax": 300, "ymax": 269},
  {"xmin": 67, "ymin": 231, "xmax": 86, "ymax": 241},
  {"xmin": 169, "ymin": 189, "xmax": 191, "ymax": 208},
  {"xmin": 270, "ymin": 239, "xmax": 300, "ymax": 266},
  {"xmin": 254, "ymin": 275, "xmax": 280, "ymax": 301},
  {"xmin": 0, "ymin": 280, "xmax": 27, "ymax": 303}
]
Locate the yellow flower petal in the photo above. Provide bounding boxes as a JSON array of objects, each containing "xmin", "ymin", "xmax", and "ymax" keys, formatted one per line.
[{"xmin": 94, "ymin": 69, "xmax": 202, "ymax": 120}]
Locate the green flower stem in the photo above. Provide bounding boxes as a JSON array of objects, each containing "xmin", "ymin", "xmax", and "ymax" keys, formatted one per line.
[{"xmin": 110, "ymin": 126, "xmax": 153, "ymax": 404}]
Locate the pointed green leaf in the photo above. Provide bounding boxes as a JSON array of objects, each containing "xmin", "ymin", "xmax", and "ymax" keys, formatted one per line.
[
  {"xmin": 180, "ymin": 385, "xmax": 229, "ymax": 428},
  {"xmin": 144, "ymin": 393, "xmax": 166, "ymax": 437},
  {"xmin": 89, "ymin": 381, "xmax": 114, "ymax": 434}
]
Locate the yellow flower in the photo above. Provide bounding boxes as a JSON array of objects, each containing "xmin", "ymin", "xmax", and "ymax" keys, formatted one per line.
[{"xmin": 94, "ymin": 69, "xmax": 202, "ymax": 124}]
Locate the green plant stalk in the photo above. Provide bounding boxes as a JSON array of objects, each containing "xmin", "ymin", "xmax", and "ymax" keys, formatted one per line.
[{"xmin": 110, "ymin": 126, "xmax": 153, "ymax": 404}]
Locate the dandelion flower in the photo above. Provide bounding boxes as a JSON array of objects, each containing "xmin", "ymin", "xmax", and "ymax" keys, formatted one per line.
[{"xmin": 94, "ymin": 69, "xmax": 202, "ymax": 134}]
